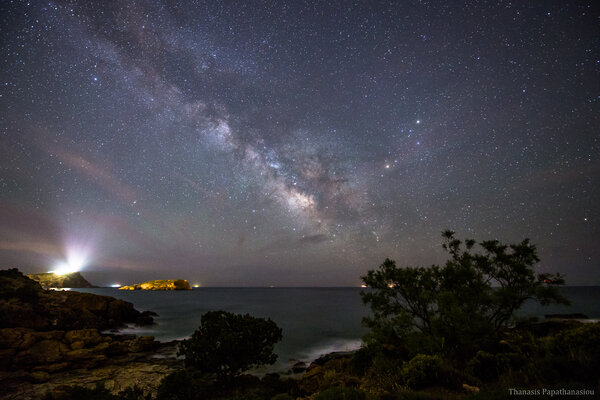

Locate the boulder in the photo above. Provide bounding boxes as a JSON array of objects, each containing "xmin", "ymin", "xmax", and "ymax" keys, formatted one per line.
[
  {"xmin": 12, "ymin": 339, "xmax": 69, "ymax": 366},
  {"xmin": 64, "ymin": 329, "xmax": 103, "ymax": 346},
  {"xmin": 28, "ymin": 370, "xmax": 50, "ymax": 383},
  {"xmin": 292, "ymin": 361, "xmax": 307, "ymax": 373}
]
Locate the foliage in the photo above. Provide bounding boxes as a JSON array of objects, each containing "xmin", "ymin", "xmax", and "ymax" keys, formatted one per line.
[
  {"xmin": 156, "ymin": 369, "xmax": 213, "ymax": 400},
  {"xmin": 315, "ymin": 386, "xmax": 367, "ymax": 400},
  {"xmin": 361, "ymin": 230, "xmax": 568, "ymax": 359},
  {"xmin": 271, "ymin": 394, "xmax": 294, "ymax": 400},
  {"xmin": 400, "ymin": 354, "xmax": 443, "ymax": 389},
  {"xmin": 535, "ymin": 322, "xmax": 600, "ymax": 383},
  {"xmin": 42, "ymin": 384, "xmax": 150, "ymax": 400},
  {"xmin": 178, "ymin": 310, "xmax": 282, "ymax": 381},
  {"xmin": 360, "ymin": 353, "xmax": 404, "ymax": 395},
  {"xmin": 298, "ymin": 357, "xmax": 358, "ymax": 394}
]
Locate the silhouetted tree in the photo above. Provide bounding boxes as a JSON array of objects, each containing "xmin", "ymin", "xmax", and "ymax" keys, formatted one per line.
[
  {"xmin": 178, "ymin": 310, "xmax": 282, "ymax": 382},
  {"xmin": 361, "ymin": 230, "xmax": 569, "ymax": 359}
]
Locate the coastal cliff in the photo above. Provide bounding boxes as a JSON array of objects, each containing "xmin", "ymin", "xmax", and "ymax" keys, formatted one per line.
[
  {"xmin": 1, "ymin": 269, "xmax": 155, "ymax": 330},
  {"xmin": 119, "ymin": 279, "xmax": 191, "ymax": 290},
  {"xmin": 0, "ymin": 268, "xmax": 175, "ymax": 398},
  {"xmin": 26, "ymin": 272, "xmax": 95, "ymax": 289}
]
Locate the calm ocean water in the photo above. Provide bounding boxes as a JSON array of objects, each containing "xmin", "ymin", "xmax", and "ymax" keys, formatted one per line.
[{"xmin": 74, "ymin": 286, "xmax": 600, "ymax": 370}]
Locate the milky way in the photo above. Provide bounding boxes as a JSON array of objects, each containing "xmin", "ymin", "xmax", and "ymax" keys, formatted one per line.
[{"xmin": 1, "ymin": 1, "xmax": 598, "ymax": 285}]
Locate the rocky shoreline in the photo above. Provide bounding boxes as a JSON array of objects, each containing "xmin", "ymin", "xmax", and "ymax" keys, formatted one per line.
[
  {"xmin": 0, "ymin": 330, "xmax": 181, "ymax": 399},
  {"xmin": 0, "ymin": 268, "xmax": 351, "ymax": 399},
  {"xmin": 0, "ymin": 268, "xmax": 180, "ymax": 399}
]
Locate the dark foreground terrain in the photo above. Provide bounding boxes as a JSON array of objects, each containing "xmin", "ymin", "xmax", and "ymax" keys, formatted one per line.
[{"xmin": 1, "ymin": 268, "xmax": 599, "ymax": 399}]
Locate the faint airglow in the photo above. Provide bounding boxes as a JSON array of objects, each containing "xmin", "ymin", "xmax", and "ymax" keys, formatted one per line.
[{"xmin": 49, "ymin": 247, "xmax": 88, "ymax": 275}]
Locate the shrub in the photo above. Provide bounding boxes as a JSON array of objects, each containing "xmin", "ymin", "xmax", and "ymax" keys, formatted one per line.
[
  {"xmin": 315, "ymin": 386, "xmax": 367, "ymax": 400},
  {"xmin": 271, "ymin": 394, "xmax": 294, "ymax": 400},
  {"xmin": 178, "ymin": 311, "xmax": 282, "ymax": 382},
  {"xmin": 466, "ymin": 351, "xmax": 503, "ymax": 381},
  {"xmin": 156, "ymin": 369, "xmax": 212, "ymax": 400},
  {"xmin": 361, "ymin": 231, "xmax": 568, "ymax": 360},
  {"xmin": 361, "ymin": 354, "xmax": 403, "ymax": 395},
  {"xmin": 535, "ymin": 322, "xmax": 600, "ymax": 383},
  {"xmin": 401, "ymin": 354, "xmax": 444, "ymax": 389}
]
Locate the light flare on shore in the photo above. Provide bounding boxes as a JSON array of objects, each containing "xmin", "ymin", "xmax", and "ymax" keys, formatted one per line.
[{"xmin": 49, "ymin": 247, "xmax": 89, "ymax": 275}]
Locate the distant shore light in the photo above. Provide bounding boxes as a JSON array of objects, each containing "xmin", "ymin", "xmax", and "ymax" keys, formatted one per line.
[
  {"xmin": 110, "ymin": 283, "xmax": 122, "ymax": 288},
  {"xmin": 48, "ymin": 262, "xmax": 80, "ymax": 275},
  {"xmin": 49, "ymin": 247, "xmax": 89, "ymax": 275}
]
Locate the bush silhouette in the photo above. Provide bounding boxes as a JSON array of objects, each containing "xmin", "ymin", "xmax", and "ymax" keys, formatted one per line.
[
  {"xmin": 361, "ymin": 230, "xmax": 568, "ymax": 359},
  {"xmin": 178, "ymin": 310, "xmax": 282, "ymax": 382}
]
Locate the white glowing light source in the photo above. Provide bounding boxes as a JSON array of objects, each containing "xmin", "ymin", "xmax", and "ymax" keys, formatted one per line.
[
  {"xmin": 110, "ymin": 283, "xmax": 122, "ymax": 288},
  {"xmin": 49, "ymin": 248, "xmax": 88, "ymax": 275}
]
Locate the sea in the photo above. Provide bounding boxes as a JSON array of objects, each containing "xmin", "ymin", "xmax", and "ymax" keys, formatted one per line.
[{"xmin": 73, "ymin": 286, "xmax": 600, "ymax": 372}]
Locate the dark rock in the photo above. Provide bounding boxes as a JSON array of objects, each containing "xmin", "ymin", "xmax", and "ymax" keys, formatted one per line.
[
  {"xmin": 136, "ymin": 311, "xmax": 157, "ymax": 326},
  {"xmin": 0, "ymin": 268, "xmax": 174, "ymax": 399},
  {"xmin": 0, "ymin": 327, "xmax": 161, "ymax": 371},
  {"xmin": 65, "ymin": 329, "xmax": 103, "ymax": 346},
  {"xmin": 0, "ymin": 269, "xmax": 154, "ymax": 331},
  {"xmin": 28, "ymin": 371, "xmax": 50, "ymax": 383},
  {"xmin": 310, "ymin": 351, "xmax": 355, "ymax": 367},
  {"xmin": 291, "ymin": 361, "xmax": 307, "ymax": 373}
]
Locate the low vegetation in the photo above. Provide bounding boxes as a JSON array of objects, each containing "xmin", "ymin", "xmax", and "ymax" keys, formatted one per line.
[{"xmin": 178, "ymin": 310, "xmax": 283, "ymax": 382}]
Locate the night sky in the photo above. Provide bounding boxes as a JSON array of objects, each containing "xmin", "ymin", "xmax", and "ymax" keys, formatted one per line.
[{"xmin": 1, "ymin": 1, "xmax": 598, "ymax": 286}]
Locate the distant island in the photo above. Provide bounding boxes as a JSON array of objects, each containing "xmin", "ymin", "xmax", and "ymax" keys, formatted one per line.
[
  {"xmin": 26, "ymin": 271, "xmax": 95, "ymax": 289},
  {"xmin": 119, "ymin": 279, "xmax": 191, "ymax": 290}
]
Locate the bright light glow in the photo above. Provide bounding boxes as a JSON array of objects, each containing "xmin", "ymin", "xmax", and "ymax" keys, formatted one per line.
[
  {"xmin": 110, "ymin": 283, "xmax": 122, "ymax": 288},
  {"xmin": 49, "ymin": 247, "xmax": 88, "ymax": 275},
  {"xmin": 193, "ymin": 284, "xmax": 200, "ymax": 288}
]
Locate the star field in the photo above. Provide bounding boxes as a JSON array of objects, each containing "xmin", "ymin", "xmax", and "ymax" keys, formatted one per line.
[{"xmin": 0, "ymin": 1, "xmax": 598, "ymax": 286}]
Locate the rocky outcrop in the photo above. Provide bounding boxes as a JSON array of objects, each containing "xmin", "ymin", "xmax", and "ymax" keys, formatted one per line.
[
  {"xmin": 0, "ymin": 329, "xmax": 179, "ymax": 399},
  {"xmin": 0, "ymin": 269, "xmax": 155, "ymax": 330},
  {"xmin": 0, "ymin": 269, "xmax": 170, "ymax": 399},
  {"xmin": 1, "ymin": 359, "xmax": 178, "ymax": 400},
  {"xmin": 26, "ymin": 272, "xmax": 95, "ymax": 289},
  {"xmin": 0, "ymin": 328, "xmax": 159, "ymax": 372},
  {"xmin": 119, "ymin": 279, "xmax": 191, "ymax": 290}
]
